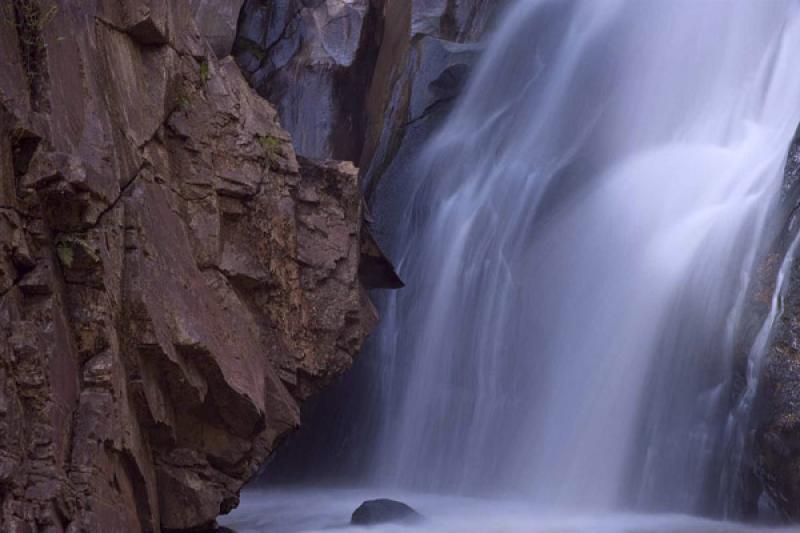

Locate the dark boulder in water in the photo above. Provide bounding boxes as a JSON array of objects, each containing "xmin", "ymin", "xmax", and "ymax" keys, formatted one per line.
[{"xmin": 351, "ymin": 499, "xmax": 423, "ymax": 525}]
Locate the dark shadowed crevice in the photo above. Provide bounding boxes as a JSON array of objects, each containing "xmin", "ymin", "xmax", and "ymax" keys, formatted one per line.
[{"xmin": 10, "ymin": 0, "xmax": 52, "ymax": 112}]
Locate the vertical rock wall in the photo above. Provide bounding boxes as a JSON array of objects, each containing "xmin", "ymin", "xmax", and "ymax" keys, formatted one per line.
[
  {"xmin": 756, "ymin": 126, "xmax": 800, "ymax": 519},
  {"xmin": 235, "ymin": 0, "xmax": 382, "ymax": 161},
  {"xmin": 234, "ymin": 0, "xmax": 506, "ymax": 190},
  {"xmin": 0, "ymin": 1, "xmax": 382, "ymax": 531},
  {"xmin": 358, "ymin": 0, "xmax": 503, "ymax": 204},
  {"xmin": 233, "ymin": 0, "xmax": 506, "ymax": 484}
]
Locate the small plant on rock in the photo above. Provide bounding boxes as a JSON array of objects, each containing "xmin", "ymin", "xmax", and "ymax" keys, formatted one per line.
[
  {"xmin": 173, "ymin": 86, "xmax": 191, "ymax": 112},
  {"xmin": 56, "ymin": 241, "xmax": 73, "ymax": 268},
  {"xmin": 199, "ymin": 59, "xmax": 211, "ymax": 86},
  {"xmin": 55, "ymin": 235, "xmax": 99, "ymax": 269},
  {"xmin": 258, "ymin": 134, "xmax": 281, "ymax": 161}
]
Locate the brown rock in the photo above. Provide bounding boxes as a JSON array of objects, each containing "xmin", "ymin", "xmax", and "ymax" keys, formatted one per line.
[{"xmin": 0, "ymin": 1, "xmax": 387, "ymax": 531}]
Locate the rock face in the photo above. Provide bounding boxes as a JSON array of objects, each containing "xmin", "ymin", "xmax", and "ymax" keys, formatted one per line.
[
  {"xmin": 234, "ymin": 0, "xmax": 380, "ymax": 161},
  {"xmin": 756, "ymin": 126, "xmax": 800, "ymax": 519},
  {"xmin": 190, "ymin": 0, "xmax": 246, "ymax": 58},
  {"xmin": 0, "ymin": 1, "xmax": 382, "ymax": 531},
  {"xmin": 234, "ymin": 0, "xmax": 505, "ymax": 178},
  {"xmin": 230, "ymin": 0, "xmax": 503, "ymax": 484},
  {"xmin": 359, "ymin": 0, "xmax": 504, "ymax": 203},
  {"xmin": 230, "ymin": 7, "xmax": 500, "ymax": 482}
]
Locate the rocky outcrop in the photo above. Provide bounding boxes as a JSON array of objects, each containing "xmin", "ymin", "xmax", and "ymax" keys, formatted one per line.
[
  {"xmin": 0, "ymin": 1, "xmax": 382, "ymax": 531},
  {"xmin": 755, "ymin": 126, "xmax": 800, "ymax": 519},
  {"xmin": 359, "ymin": 0, "xmax": 503, "ymax": 202},
  {"xmin": 229, "ymin": 0, "xmax": 501, "ymax": 484},
  {"xmin": 350, "ymin": 498, "xmax": 422, "ymax": 525},
  {"xmin": 234, "ymin": 0, "xmax": 381, "ymax": 161},
  {"xmin": 234, "ymin": 0, "xmax": 506, "ymax": 189},
  {"xmin": 190, "ymin": 0, "xmax": 245, "ymax": 58}
]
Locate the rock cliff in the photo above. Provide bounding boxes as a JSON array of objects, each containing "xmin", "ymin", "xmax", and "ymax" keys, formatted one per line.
[
  {"xmin": 0, "ymin": 1, "xmax": 384, "ymax": 531},
  {"xmin": 235, "ymin": 0, "xmax": 505, "ymax": 193},
  {"xmin": 231, "ymin": 0, "xmax": 503, "ymax": 483},
  {"xmin": 756, "ymin": 126, "xmax": 800, "ymax": 519},
  {"xmin": 234, "ymin": 0, "xmax": 380, "ymax": 162}
]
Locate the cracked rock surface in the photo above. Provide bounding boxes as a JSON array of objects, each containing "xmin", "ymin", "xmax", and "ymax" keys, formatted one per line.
[
  {"xmin": 0, "ymin": 0, "xmax": 379, "ymax": 531},
  {"xmin": 235, "ymin": 0, "xmax": 379, "ymax": 161}
]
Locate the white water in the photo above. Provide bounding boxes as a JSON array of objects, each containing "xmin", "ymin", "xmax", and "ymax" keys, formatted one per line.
[
  {"xmin": 222, "ymin": 490, "xmax": 800, "ymax": 533},
  {"xmin": 368, "ymin": 0, "xmax": 800, "ymax": 514},
  {"xmin": 225, "ymin": 0, "xmax": 800, "ymax": 530}
]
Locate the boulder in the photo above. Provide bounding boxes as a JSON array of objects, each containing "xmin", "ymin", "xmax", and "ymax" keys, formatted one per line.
[{"xmin": 351, "ymin": 498, "xmax": 423, "ymax": 526}]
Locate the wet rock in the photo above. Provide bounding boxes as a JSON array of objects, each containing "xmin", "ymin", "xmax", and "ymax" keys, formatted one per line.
[
  {"xmin": 755, "ymin": 125, "xmax": 800, "ymax": 518},
  {"xmin": 230, "ymin": 0, "xmax": 501, "ymax": 482},
  {"xmin": 352, "ymin": 1, "xmax": 505, "ymax": 278},
  {"xmin": 361, "ymin": 33, "xmax": 482, "ymax": 210},
  {"xmin": 234, "ymin": 0, "xmax": 506, "ymax": 278},
  {"xmin": 351, "ymin": 498, "xmax": 423, "ymax": 525}
]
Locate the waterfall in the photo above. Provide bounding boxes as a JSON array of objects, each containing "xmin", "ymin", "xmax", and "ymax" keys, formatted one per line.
[{"xmin": 366, "ymin": 0, "xmax": 800, "ymax": 515}]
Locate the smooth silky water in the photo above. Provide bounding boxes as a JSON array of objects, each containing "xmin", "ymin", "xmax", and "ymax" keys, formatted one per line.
[
  {"xmin": 223, "ymin": 0, "xmax": 800, "ymax": 531},
  {"xmin": 222, "ymin": 489, "xmax": 798, "ymax": 533}
]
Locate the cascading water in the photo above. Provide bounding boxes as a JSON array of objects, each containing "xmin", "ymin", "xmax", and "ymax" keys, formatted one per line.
[
  {"xmin": 224, "ymin": 1, "xmax": 800, "ymax": 531},
  {"xmin": 369, "ymin": 0, "xmax": 800, "ymax": 513}
]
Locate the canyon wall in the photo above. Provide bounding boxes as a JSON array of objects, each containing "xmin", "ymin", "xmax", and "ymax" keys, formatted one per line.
[
  {"xmin": 233, "ymin": 0, "xmax": 506, "ymax": 484},
  {"xmin": 5, "ymin": 0, "xmax": 800, "ymax": 529},
  {"xmin": 0, "ymin": 1, "xmax": 388, "ymax": 531},
  {"xmin": 757, "ymin": 126, "xmax": 800, "ymax": 519},
  {"xmin": 234, "ymin": 0, "xmax": 505, "ymax": 200}
]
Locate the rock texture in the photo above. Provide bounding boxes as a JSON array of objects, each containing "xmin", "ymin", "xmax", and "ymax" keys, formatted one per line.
[
  {"xmin": 235, "ymin": 0, "xmax": 381, "ymax": 161},
  {"xmin": 230, "ymin": 0, "xmax": 502, "ymax": 484},
  {"xmin": 756, "ymin": 125, "xmax": 800, "ymax": 519},
  {"xmin": 234, "ymin": 0, "xmax": 505, "ymax": 178},
  {"xmin": 190, "ymin": 0, "xmax": 246, "ymax": 58},
  {"xmin": 359, "ymin": 0, "xmax": 503, "ymax": 202},
  {"xmin": 0, "ymin": 0, "xmax": 383, "ymax": 531}
]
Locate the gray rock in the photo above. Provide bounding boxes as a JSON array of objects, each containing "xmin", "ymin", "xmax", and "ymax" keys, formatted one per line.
[
  {"xmin": 190, "ymin": 0, "xmax": 247, "ymax": 57},
  {"xmin": 756, "ymin": 124, "xmax": 800, "ymax": 519},
  {"xmin": 233, "ymin": 0, "xmax": 507, "ymax": 166},
  {"xmin": 234, "ymin": 0, "xmax": 374, "ymax": 160},
  {"xmin": 351, "ymin": 498, "xmax": 423, "ymax": 525}
]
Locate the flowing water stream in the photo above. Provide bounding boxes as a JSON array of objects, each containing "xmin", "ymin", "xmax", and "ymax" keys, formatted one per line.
[{"xmin": 224, "ymin": 1, "xmax": 800, "ymax": 530}]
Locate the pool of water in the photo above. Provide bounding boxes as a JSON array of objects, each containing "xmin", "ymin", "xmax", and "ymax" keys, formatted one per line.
[{"xmin": 219, "ymin": 488, "xmax": 794, "ymax": 533}]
